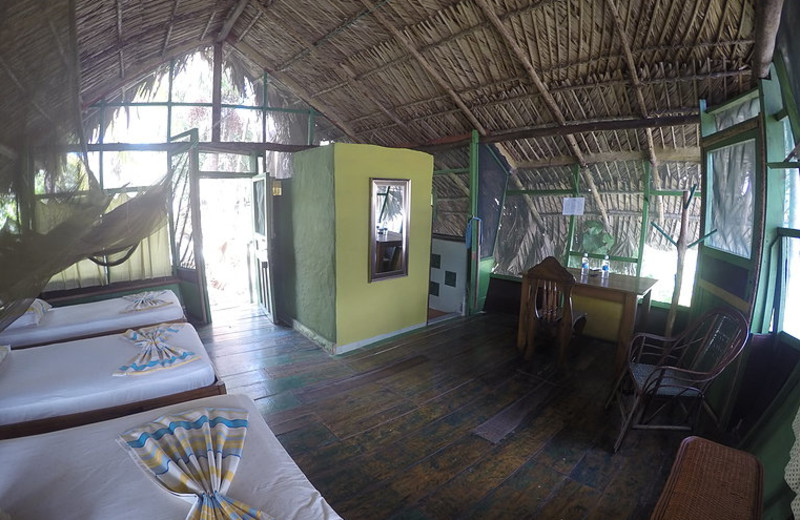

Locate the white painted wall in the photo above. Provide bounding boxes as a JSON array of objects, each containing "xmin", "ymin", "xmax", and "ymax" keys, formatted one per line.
[{"xmin": 429, "ymin": 237, "xmax": 467, "ymax": 314}]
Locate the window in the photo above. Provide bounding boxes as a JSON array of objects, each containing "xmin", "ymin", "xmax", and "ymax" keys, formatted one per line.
[
  {"xmin": 777, "ymin": 119, "xmax": 799, "ymax": 338},
  {"xmin": 783, "ymin": 234, "xmax": 800, "ymax": 339},
  {"xmin": 705, "ymin": 139, "xmax": 756, "ymax": 258}
]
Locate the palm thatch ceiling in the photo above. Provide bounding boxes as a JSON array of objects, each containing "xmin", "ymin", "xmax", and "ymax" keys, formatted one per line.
[{"xmin": 0, "ymin": 0, "xmax": 781, "ymax": 171}]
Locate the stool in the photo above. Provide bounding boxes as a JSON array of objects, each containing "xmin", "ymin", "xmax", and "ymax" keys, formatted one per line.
[{"xmin": 650, "ymin": 436, "xmax": 763, "ymax": 520}]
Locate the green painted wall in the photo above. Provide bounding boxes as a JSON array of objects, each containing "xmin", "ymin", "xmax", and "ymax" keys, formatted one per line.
[
  {"xmin": 291, "ymin": 146, "xmax": 336, "ymax": 343},
  {"xmin": 334, "ymin": 143, "xmax": 433, "ymax": 347}
]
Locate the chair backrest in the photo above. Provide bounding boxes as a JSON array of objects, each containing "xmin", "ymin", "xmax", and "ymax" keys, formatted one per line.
[
  {"xmin": 524, "ymin": 256, "xmax": 575, "ymax": 325},
  {"xmin": 671, "ymin": 307, "xmax": 750, "ymax": 380}
]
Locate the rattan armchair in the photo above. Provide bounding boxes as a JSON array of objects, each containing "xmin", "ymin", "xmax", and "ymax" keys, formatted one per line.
[{"xmin": 606, "ymin": 307, "xmax": 749, "ymax": 452}]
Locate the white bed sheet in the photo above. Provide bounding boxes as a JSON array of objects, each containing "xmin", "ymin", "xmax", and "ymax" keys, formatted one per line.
[
  {"xmin": 0, "ymin": 323, "xmax": 216, "ymax": 426},
  {"xmin": 0, "ymin": 394, "xmax": 342, "ymax": 520},
  {"xmin": 0, "ymin": 290, "xmax": 185, "ymax": 348}
]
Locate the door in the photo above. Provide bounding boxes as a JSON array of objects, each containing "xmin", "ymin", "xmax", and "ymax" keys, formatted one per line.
[
  {"xmin": 168, "ymin": 129, "xmax": 211, "ymax": 323},
  {"xmin": 693, "ymin": 96, "xmax": 763, "ymax": 322},
  {"xmin": 252, "ymin": 175, "xmax": 276, "ymax": 323}
]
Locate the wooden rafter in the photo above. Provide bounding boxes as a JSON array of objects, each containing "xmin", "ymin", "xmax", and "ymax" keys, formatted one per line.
[
  {"xmin": 0, "ymin": 55, "xmax": 51, "ymax": 121},
  {"xmin": 200, "ymin": 11, "xmax": 216, "ymax": 41},
  {"xmin": 248, "ymin": 0, "xmax": 415, "ymax": 142},
  {"xmin": 236, "ymin": 9, "xmax": 262, "ymax": 43},
  {"xmin": 352, "ymin": 70, "xmax": 741, "ymax": 133},
  {"xmin": 416, "ymin": 115, "xmax": 699, "ymax": 152},
  {"xmin": 604, "ymin": 0, "xmax": 658, "ymax": 166},
  {"xmin": 474, "ymin": 0, "xmax": 611, "ymax": 229},
  {"xmin": 115, "ymin": 0, "xmax": 125, "ymax": 77},
  {"xmin": 161, "ymin": 0, "xmax": 182, "ymax": 58},
  {"xmin": 217, "ymin": 0, "xmax": 249, "ymax": 43},
  {"xmin": 306, "ymin": 0, "xmax": 751, "ymax": 103},
  {"xmin": 234, "ymin": 40, "xmax": 360, "ymax": 141},
  {"xmin": 604, "ymin": 0, "xmax": 665, "ymax": 222},
  {"xmin": 340, "ymin": 64, "xmax": 412, "ymax": 135},
  {"xmin": 360, "ymin": 0, "xmax": 488, "ymax": 135},
  {"xmin": 517, "ymin": 148, "xmax": 702, "ymax": 169},
  {"xmin": 273, "ymin": 0, "xmax": 391, "ymax": 73}
]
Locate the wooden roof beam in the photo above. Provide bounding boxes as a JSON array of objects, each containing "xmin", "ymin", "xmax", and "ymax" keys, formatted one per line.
[
  {"xmin": 0, "ymin": 56, "xmax": 51, "ymax": 122},
  {"xmin": 474, "ymin": 0, "xmax": 611, "ymax": 229},
  {"xmin": 217, "ymin": 0, "xmax": 250, "ymax": 43},
  {"xmin": 517, "ymin": 148, "xmax": 702, "ymax": 169},
  {"xmin": 414, "ymin": 115, "xmax": 700, "ymax": 151},
  {"xmin": 115, "ymin": 0, "xmax": 125, "ymax": 77},
  {"xmin": 234, "ymin": 40, "xmax": 360, "ymax": 141},
  {"xmin": 314, "ymin": 38, "xmax": 753, "ymax": 100},
  {"xmin": 249, "ymin": 2, "xmax": 415, "ymax": 141},
  {"xmin": 161, "ymin": 0, "xmax": 182, "ymax": 59},
  {"xmin": 605, "ymin": 0, "xmax": 671, "ymax": 223},
  {"xmin": 352, "ymin": 69, "xmax": 733, "ymax": 130},
  {"xmin": 360, "ymin": 0, "xmax": 488, "ymax": 136},
  {"xmin": 274, "ymin": 0, "xmax": 389, "ymax": 73},
  {"xmin": 604, "ymin": 0, "xmax": 659, "ymax": 169},
  {"xmin": 753, "ymin": 0, "xmax": 785, "ymax": 78},
  {"xmin": 339, "ymin": 64, "xmax": 413, "ymax": 135},
  {"xmin": 200, "ymin": 11, "xmax": 216, "ymax": 41},
  {"xmin": 235, "ymin": 9, "xmax": 262, "ymax": 43}
]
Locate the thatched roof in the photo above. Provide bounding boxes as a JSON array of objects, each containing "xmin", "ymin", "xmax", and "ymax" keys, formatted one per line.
[
  {"xmin": 1, "ymin": 0, "xmax": 780, "ymax": 266},
  {"xmin": 1, "ymin": 0, "xmax": 763, "ymax": 163}
]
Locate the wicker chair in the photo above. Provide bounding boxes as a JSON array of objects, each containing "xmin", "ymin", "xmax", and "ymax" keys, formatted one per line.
[
  {"xmin": 516, "ymin": 256, "xmax": 586, "ymax": 368},
  {"xmin": 606, "ymin": 307, "xmax": 750, "ymax": 452}
]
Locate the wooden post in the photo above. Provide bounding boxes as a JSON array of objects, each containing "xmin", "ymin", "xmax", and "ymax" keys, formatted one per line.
[
  {"xmin": 665, "ymin": 191, "xmax": 690, "ymax": 336},
  {"xmin": 211, "ymin": 43, "xmax": 222, "ymax": 143}
]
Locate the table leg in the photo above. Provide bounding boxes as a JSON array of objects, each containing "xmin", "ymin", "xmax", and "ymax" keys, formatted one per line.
[
  {"xmin": 615, "ymin": 293, "xmax": 637, "ymax": 374},
  {"xmin": 637, "ymin": 289, "xmax": 653, "ymax": 332}
]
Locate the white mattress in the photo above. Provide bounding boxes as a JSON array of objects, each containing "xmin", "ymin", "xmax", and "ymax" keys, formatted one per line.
[
  {"xmin": 0, "ymin": 323, "xmax": 216, "ymax": 426},
  {"xmin": 0, "ymin": 290, "xmax": 185, "ymax": 348},
  {"xmin": 0, "ymin": 394, "xmax": 342, "ymax": 520}
]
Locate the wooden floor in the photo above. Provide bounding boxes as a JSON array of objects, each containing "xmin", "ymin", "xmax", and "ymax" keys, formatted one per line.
[{"xmin": 197, "ymin": 305, "xmax": 685, "ymax": 520}]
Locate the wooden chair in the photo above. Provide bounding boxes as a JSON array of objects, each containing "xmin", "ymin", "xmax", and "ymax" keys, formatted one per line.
[
  {"xmin": 606, "ymin": 307, "xmax": 750, "ymax": 452},
  {"xmin": 516, "ymin": 256, "xmax": 585, "ymax": 368}
]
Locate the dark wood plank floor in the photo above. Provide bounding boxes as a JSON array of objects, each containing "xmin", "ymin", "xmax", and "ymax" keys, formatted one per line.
[{"xmin": 197, "ymin": 305, "xmax": 685, "ymax": 520}]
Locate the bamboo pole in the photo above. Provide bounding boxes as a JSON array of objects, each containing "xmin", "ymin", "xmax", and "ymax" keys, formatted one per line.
[{"xmin": 665, "ymin": 191, "xmax": 690, "ymax": 336}]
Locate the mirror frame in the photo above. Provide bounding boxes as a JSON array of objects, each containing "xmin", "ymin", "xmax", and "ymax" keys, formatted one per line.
[{"xmin": 369, "ymin": 178, "xmax": 411, "ymax": 282}]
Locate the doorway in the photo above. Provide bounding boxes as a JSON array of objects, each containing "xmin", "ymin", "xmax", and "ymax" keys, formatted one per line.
[{"xmin": 199, "ymin": 177, "xmax": 254, "ymax": 313}]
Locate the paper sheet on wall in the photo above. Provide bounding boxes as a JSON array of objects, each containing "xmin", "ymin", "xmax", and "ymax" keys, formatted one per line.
[{"xmin": 562, "ymin": 197, "xmax": 585, "ymax": 216}]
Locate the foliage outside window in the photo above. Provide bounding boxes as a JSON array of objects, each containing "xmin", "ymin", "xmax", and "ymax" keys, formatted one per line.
[{"xmin": 0, "ymin": 194, "xmax": 17, "ymax": 230}]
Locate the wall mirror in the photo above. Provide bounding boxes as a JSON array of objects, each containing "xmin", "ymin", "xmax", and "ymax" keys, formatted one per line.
[{"xmin": 369, "ymin": 178, "xmax": 410, "ymax": 281}]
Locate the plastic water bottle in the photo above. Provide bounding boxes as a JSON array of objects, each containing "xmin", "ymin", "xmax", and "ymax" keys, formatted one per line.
[
  {"xmin": 601, "ymin": 255, "xmax": 610, "ymax": 277},
  {"xmin": 581, "ymin": 252, "xmax": 590, "ymax": 274}
]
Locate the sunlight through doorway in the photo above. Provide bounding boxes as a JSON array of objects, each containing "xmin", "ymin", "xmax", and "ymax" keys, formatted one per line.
[{"xmin": 199, "ymin": 178, "xmax": 253, "ymax": 312}]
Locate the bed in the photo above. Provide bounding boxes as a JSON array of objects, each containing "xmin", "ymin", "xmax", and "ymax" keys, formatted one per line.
[
  {"xmin": 0, "ymin": 290, "xmax": 185, "ymax": 348},
  {"xmin": 0, "ymin": 322, "xmax": 224, "ymax": 438},
  {"xmin": 0, "ymin": 393, "xmax": 342, "ymax": 520}
]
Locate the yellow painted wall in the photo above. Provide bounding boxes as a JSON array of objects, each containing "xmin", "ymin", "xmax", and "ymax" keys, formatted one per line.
[
  {"xmin": 572, "ymin": 295, "xmax": 623, "ymax": 342},
  {"xmin": 333, "ymin": 143, "xmax": 433, "ymax": 347}
]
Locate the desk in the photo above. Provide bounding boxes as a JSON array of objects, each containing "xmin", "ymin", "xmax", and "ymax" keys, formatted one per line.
[{"xmin": 566, "ymin": 268, "xmax": 658, "ymax": 373}]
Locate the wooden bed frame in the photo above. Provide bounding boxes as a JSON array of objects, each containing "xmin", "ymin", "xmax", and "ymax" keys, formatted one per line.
[{"xmin": 0, "ymin": 376, "xmax": 226, "ymax": 439}]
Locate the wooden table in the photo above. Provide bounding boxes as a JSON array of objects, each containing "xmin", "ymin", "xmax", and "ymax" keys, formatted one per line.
[
  {"xmin": 566, "ymin": 268, "xmax": 658, "ymax": 373},
  {"xmin": 374, "ymin": 231, "xmax": 403, "ymax": 274}
]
